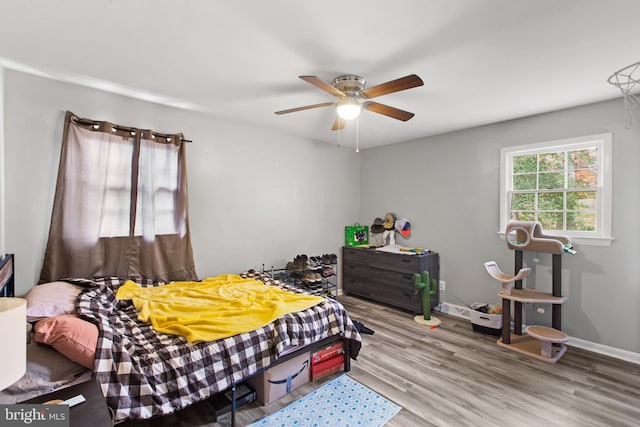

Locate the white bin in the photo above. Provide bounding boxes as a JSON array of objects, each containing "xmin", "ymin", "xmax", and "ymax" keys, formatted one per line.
[{"xmin": 469, "ymin": 302, "xmax": 502, "ymax": 336}]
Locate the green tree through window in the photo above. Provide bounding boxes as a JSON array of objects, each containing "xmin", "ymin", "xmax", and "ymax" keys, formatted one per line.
[
  {"xmin": 501, "ymin": 133, "xmax": 612, "ymax": 245},
  {"xmin": 510, "ymin": 148, "xmax": 598, "ymax": 232}
]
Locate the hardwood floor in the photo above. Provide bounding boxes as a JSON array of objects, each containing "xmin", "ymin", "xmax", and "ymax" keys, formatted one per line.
[{"xmin": 120, "ymin": 295, "xmax": 640, "ymax": 427}]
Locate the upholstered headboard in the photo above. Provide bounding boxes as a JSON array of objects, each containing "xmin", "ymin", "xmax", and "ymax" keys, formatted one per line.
[{"xmin": 0, "ymin": 254, "xmax": 15, "ymax": 297}]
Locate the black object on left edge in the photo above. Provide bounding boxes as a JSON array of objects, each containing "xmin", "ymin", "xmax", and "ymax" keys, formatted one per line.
[{"xmin": 21, "ymin": 379, "xmax": 112, "ymax": 427}]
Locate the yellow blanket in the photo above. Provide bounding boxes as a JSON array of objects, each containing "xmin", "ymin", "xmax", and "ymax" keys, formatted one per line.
[{"xmin": 115, "ymin": 275, "xmax": 325, "ymax": 344}]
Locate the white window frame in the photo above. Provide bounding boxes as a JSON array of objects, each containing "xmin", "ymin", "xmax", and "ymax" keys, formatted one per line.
[{"xmin": 499, "ymin": 133, "xmax": 613, "ymax": 247}]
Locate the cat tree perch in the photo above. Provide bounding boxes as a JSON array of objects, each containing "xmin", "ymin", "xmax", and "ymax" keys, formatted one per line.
[
  {"xmin": 484, "ymin": 220, "xmax": 573, "ymax": 363},
  {"xmin": 505, "ymin": 220, "xmax": 572, "ymax": 254},
  {"xmin": 483, "ymin": 261, "xmax": 531, "ymax": 296}
]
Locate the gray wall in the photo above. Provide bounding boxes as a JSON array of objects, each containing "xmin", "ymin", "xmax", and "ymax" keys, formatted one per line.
[
  {"xmin": 360, "ymin": 98, "xmax": 640, "ymax": 354},
  {"xmin": 2, "ymin": 69, "xmax": 360, "ymax": 294},
  {"xmin": 3, "ymin": 68, "xmax": 639, "ymax": 355}
]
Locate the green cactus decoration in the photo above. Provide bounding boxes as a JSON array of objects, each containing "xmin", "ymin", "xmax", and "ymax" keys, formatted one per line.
[{"xmin": 413, "ymin": 271, "xmax": 438, "ymax": 321}]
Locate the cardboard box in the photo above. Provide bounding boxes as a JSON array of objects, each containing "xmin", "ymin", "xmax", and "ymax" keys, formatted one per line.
[
  {"xmin": 247, "ymin": 352, "xmax": 310, "ymax": 404},
  {"xmin": 311, "ymin": 354, "xmax": 344, "ymax": 380},
  {"xmin": 311, "ymin": 342, "xmax": 344, "ymax": 365}
]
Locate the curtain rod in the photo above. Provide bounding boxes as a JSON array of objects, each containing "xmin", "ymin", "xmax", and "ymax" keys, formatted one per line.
[{"xmin": 70, "ymin": 116, "xmax": 192, "ymax": 143}]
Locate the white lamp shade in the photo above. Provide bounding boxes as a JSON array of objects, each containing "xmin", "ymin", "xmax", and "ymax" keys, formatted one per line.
[
  {"xmin": 336, "ymin": 99, "xmax": 362, "ymax": 120},
  {"xmin": 0, "ymin": 298, "xmax": 26, "ymax": 390}
]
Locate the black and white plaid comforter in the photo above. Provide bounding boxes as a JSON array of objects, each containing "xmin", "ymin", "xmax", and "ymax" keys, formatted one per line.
[{"xmin": 73, "ymin": 277, "xmax": 361, "ymax": 422}]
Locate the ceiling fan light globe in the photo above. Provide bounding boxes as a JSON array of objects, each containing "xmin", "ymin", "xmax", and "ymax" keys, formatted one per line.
[{"xmin": 336, "ymin": 103, "xmax": 361, "ymax": 120}]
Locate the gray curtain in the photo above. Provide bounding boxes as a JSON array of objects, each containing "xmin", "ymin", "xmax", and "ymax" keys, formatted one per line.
[{"xmin": 40, "ymin": 111, "xmax": 197, "ymax": 282}]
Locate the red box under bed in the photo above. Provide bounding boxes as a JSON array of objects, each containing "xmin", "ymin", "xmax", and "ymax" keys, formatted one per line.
[
  {"xmin": 311, "ymin": 342, "xmax": 344, "ymax": 364},
  {"xmin": 311, "ymin": 354, "xmax": 345, "ymax": 380}
]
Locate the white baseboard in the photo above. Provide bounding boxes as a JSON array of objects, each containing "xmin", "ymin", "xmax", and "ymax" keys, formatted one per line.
[
  {"xmin": 567, "ymin": 337, "xmax": 640, "ymax": 365},
  {"xmin": 436, "ymin": 302, "xmax": 640, "ymax": 365},
  {"xmin": 436, "ymin": 302, "xmax": 471, "ymax": 320}
]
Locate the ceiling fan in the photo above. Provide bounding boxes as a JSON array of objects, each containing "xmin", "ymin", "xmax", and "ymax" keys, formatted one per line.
[{"xmin": 275, "ymin": 74, "xmax": 424, "ymax": 130}]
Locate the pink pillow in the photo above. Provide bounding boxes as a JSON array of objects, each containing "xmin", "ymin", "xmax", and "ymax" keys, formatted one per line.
[{"xmin": 34, "ymin": 314, "xmax": 98, "ymax": 369}]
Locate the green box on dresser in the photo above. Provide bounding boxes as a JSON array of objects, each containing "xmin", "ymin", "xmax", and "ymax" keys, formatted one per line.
[{"xmin": 342, "ymin": 246, "xmax": 440, "ymax": 314}]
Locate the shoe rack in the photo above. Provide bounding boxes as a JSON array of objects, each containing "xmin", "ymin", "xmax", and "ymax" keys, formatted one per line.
[{"xmin": 282, "ymin": 254, "xmax": 338, "ymax": 298}]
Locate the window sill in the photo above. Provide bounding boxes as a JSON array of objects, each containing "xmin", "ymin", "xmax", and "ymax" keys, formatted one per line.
[{"xmin": 497, "ymin": 232, "xmax": 613, "ymax": 247}]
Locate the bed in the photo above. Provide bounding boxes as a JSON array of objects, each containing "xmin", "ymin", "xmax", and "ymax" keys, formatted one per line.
[{"xmin": 2, "ymin": 270, "xmax": 362, "ymax": 424}]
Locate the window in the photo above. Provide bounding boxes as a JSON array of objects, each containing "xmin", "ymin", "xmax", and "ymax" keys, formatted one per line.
[
  {"xmin": 500, "ymin": 133, "xmax": 612, "ymax": 246},
  {"xmin": 83, "ymin": 137, "xmax": 180, "ymax": 238},
  {"xmin": 40, "ymin": 111, "xmax": 197, "ymax": 282}
]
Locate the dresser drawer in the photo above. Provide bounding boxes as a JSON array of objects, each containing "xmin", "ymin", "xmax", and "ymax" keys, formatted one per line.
[
  {"xmin": 368, "ymin": 267, "xmax": 416, "ymax": 288},
  {"xmin": 342, "ymin": 263, "xmax": 374, "ymax": 282},
  {"xmin": 342, "ymin": 247, "xmax": 372, "ymax": 266},
  {"xmin": 342, "ymin": 275, "xmax": 421, "ymax": 312},
  {"xmin": 369, "ymin": 252, "xmax": 422, "ymax": 274},
  {"xmin": 344, "ymin": 269, "xmax": 415, "ymax": 296},
  {"xmin": 342, "ymin": 276, "xmax": 375, "ymax": 297}
]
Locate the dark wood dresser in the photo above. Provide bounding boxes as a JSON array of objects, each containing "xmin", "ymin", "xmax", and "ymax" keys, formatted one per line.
[{"xmin": 342, "ymin": 246, "xmax": 439, "ymax": 314}]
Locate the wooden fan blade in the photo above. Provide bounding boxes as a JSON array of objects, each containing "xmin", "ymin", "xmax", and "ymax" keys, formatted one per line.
[
  {"xmin": 363, "ymin": 101, "xmax": 415, "ymax": 121},
  {"xmin": 360, "ymin": 74, "xmax": 424, "ymax": 99},
  {"xmin": 299, "ymin": 76, "xmax": 346, "ymax": 97},
  {"xmin": 331, "ymin": 117, "xmax": 346, "ymax": 131},
  {"xmin": 275, "ymin": 102, "xmax": 335, "ymax": 115}
]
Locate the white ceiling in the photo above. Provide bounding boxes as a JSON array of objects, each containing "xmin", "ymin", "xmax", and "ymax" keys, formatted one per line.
[{"xmin": 1, "ymin": 0, "xmax": 639, "ymax": 149}]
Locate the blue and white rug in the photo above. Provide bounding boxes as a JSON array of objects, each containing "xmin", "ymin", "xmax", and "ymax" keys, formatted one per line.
[{"xmin": 248, "ymin": 374, "xmax": 401, "ymax": 427}]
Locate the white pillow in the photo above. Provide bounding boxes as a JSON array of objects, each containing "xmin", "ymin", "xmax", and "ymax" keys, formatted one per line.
[{"xmin": 24, "ymin": 282, "xmax": 83, "ymax": 322}]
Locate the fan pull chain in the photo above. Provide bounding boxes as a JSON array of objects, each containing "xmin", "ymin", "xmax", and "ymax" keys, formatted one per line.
[{"xmin": 356, "ymin": 117, "xmax": 359, "ymax": 153}]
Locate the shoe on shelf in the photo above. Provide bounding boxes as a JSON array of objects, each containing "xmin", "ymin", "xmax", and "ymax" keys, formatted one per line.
[
  {"xmin": 285, "ymin": 260, "xmax": 296, "ymax": 270},
  {"xmin": 329, "ymin": 253, "xmax": 338, "ymax": 265},
  {"xmin": 321, "ymin": 254, "xmax": 331, "ymax": 265},
  {"xmin": 301, "ymin": 254, "xmax": 318, "ymax": 271},
  {"xmin": 306, "ymin": 259, "xmax": 321, "ymax": 271},
  {"xmin": 307, "ymin": 256, "xmax": 321, "ymax": 270},
  {"xmin": 321, "ymin": 267, "xmax": 334, "ymax": 278},
  {"xmin": 286, "ymin": 255, "xmax": 307, "ymax": 271}
]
